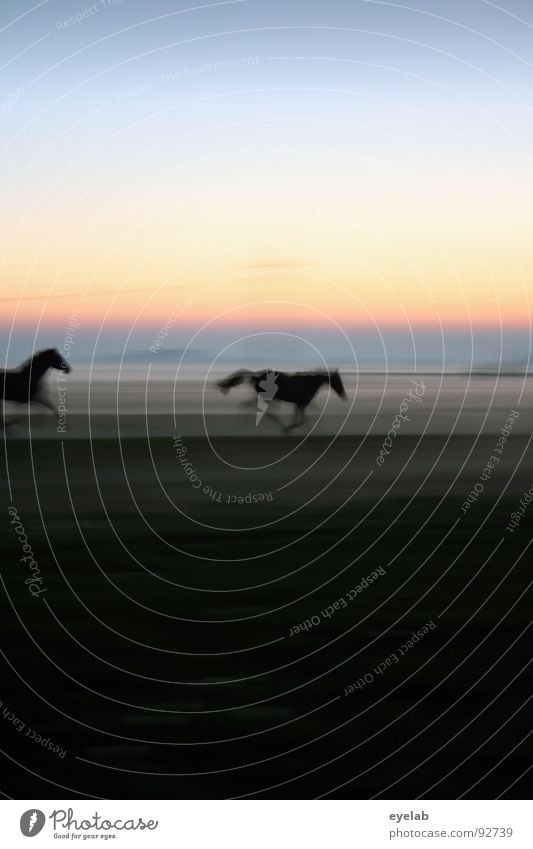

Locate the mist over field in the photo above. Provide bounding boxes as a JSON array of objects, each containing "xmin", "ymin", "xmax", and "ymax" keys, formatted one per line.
[{"xmin": 4, "ymin": 370, "xmax": 532, "ymax": 439}]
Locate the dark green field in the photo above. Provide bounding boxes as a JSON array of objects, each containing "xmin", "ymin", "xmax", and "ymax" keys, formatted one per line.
[{"xmin": 1, "ymin": 434, "xmax": 531, "ymax": 798}]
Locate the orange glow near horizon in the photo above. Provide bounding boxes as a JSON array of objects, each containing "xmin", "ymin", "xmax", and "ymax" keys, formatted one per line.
[
  {"xmin": 2, "ymin": 162, "xmax": 531, "ymax": 334},
  {"xmin": 3, "ymin": 300, "xmax": 531, "ymax": 333},
  {"xmin": 2, "ymin": 266, "xmax": 531, "ymax": 333}
]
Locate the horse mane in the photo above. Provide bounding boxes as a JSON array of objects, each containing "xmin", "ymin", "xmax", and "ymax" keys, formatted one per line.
[
  {"xmin": 252, "ymin": 368, "xmax": 334, "ymax": 378},
  {"xmin": 294, "ymin": 368, "xmax": 332, "ymax": 377},
  {"xmin": 18, "ymin": 349, "xmax": 52, "ymax": 371}
]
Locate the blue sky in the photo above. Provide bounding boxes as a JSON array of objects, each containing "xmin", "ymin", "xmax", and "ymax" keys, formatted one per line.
[{"xmin": 1, "ymin": 0, "xmax": 531, "ymax": 368}]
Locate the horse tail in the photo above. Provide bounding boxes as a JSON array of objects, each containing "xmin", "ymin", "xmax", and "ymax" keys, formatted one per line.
[{"xmin": 216, "ymin": 370, "xmax": 252, "ymax": 394}]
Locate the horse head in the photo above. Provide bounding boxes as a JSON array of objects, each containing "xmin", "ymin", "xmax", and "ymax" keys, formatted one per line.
[
  {"xmin": 43, "ymin": 348, "xmax": 71, "ymax": 373},
  {"xmin": 329, "ymin": 368, "xmax": 346, "ymax": 400}
]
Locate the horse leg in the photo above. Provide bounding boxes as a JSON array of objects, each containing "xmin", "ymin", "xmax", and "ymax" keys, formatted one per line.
[
  {"xmin": 0, "ymin": 413, "xmax": 14, "ymax": 434},
  {"xmin": 238, "ymin": 395, "xmax": 258, "ymax": 411},
  {"xmin": 33, "ymin": 396, "xmax": 58, "ymax": 418},
  {"xmin": 1, "ymin": 411, "xmax": 27, "ymax": 433},
  {"xmin": 33, "ymin": 396, "xmax": 68, "ymax": 429},
  {"xmin": 235, "ymin": 394, "xmax": 284, "ymax": 432},
  {"xmin": 285, "ymin": 405, "xmax": 307, "ymax": 432},
  {"xmin": 228, "ymin": 394, "xmax": 256, "ymax": 432},
  {"xmin": 260, "ymin": 405, "xmax": 287, "ymax": 433}
]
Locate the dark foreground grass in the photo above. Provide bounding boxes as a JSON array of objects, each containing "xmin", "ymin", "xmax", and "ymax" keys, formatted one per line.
[{"xmin": 0, "ymin": 436, "xmax": 531, "ymax": 798}]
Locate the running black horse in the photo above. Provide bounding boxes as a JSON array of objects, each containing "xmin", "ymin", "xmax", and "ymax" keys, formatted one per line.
[
  {"xmin": 1, "ymin": 348, "xmax": 71, "ymax": 429},
  {"xmin": 217, "ymin": 368, "xmax": 346, "ymax": 432}
]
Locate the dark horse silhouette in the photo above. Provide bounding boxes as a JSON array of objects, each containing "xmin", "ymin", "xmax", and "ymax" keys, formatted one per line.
[
  {"xmin": 217, "ymin": 368, "xmax": 346, "ymax": 432},
  {"xmin": 1, "ymin": 348, "xmax": 71, "ymax": 430}
]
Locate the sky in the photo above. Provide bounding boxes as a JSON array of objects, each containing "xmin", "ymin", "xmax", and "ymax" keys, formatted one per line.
[{"xmin": 0, "ymin": 0, "xmax": 532, "ymax": 367}]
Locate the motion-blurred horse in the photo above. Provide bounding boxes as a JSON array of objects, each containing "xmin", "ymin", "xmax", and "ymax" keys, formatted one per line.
[
  {"xmin": 217, "ymin": 368, "xmax": 346, "ymax": 432},
  {"xmin": 1, "ymin": 348, "xmax": 71, "ymax": 430}
]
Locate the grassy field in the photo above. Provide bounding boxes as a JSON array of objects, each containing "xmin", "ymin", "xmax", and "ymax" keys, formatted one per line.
[{"xmin": 0, "ymin": 434, "xmax": 531, "ymax": 798}]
